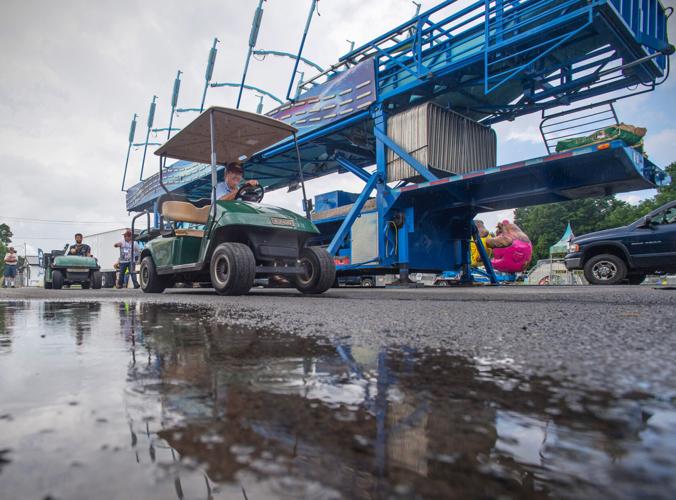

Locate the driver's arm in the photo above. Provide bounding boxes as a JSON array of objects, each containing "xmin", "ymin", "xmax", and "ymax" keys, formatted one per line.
[
  {"xmin": 218, "ymin": 179, "xmax": 259, "ymax": 201},
  {"xmin": 218, "ymin": 191, "xmax": 238, "ymax": 201}
]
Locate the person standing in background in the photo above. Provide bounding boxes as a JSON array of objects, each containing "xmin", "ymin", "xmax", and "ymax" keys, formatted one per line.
[
  {"xmin": 3, "ymin": 247, "xmax": 18, "ymax": 288},
  {"xmin": 114, "ymin": 230, "xmax": 141, "ymax": 289}
]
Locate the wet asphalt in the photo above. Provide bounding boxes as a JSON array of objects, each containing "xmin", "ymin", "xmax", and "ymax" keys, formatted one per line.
[{"xmin": 2, "ymin": 285, "xmax": 675, "ymax": 399}]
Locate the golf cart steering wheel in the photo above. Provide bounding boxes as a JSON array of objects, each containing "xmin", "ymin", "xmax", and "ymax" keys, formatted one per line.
[{"xmin": 235, "ymin": 184, "xmax": 265, "ymax": 203}]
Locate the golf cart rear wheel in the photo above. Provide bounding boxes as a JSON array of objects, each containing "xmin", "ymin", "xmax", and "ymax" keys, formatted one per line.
[
  {"xmin": 52, "ymin": 270, "xmax": 64, "ymax": 290},
  {"xmin": 91, "ymin": 271, "xmax": 102, "ymax": 289},
  {"xmin": 293, "ymin": 247, "xmax": 336, "ymax": 294},
  {"xmin": 210, "ymin": 242, "xmax": 255, "ymax": 296},
  {"xmin": 140, "ymin": 256, "xmax": 167, "ymax": 293}
]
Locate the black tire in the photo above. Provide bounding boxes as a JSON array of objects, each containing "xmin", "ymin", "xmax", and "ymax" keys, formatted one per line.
[
  {"xmin": 91, "ymin": 271, "xmax": 102, "ymax": 289},
  {"xmin": 293, "ymin": 247, "xmax": 336, "ymax": 294},
  {"xmin": 52, "ymin": 270, "xmax": 64, "ymax": 290},
  {"xmin": 361, "ymin": 278, "xmax": 375, "ymax": 288},
  {"xmin": 627, "ymin": 274, "xmax": 646, "ymax": 285},
  {"xmin": 210, "ymin": 242, "xmax": 255, "ymax": 296},
  {"xmin": 102, "ymin": 272, "xmax": 115, "ymax": 288},
  {"xmin": 583, "ymin": 254, "xmax": 627, "ymax": 285},
  {"xmin": 140, "ymin": 256, "xmax": 167, "ymax": 293},
  {"xmin": 81, "ymin": 282, "xmax": 90, "ymax": 289}
]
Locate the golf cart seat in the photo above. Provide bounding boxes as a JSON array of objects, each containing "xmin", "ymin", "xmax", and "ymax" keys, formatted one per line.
[{"xmin": 162, "ymin": 201, "xmax": 211, "ymax": 237}]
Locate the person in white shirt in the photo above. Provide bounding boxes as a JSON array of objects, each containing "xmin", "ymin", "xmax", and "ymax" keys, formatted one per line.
[
  {"xmin": 215, "ymin": 162, "xmax": 259, "ymax": 201},
  {"xmin": 114, "ymin": 230, "xmax": 141, "ymax": 289}
]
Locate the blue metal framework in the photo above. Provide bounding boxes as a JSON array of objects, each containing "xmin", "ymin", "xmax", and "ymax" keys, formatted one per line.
[{"xmin": 126, "ymin": 0, "xmax": 672, "ymax": 283}]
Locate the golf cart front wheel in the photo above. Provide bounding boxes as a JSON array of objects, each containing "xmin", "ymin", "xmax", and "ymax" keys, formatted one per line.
[
  {"xmin": 140, "ymin": 256, "xmax": 167, "ymax": 293},
  {"xmin": 293, "ymin": 247, "xmax": 336, "ymax": 294},
  {"xmin": 52, "ymin": 270, "xmax": 64, "ymax": 290},
  {"xmin": 210, "ymin": 242, "xmax": 255, "ymax": 296}
]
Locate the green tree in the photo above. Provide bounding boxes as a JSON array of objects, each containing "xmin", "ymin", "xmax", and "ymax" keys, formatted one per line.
[
  {"xmin": 0, "ymin": 223, "xmax": 12, "ymax": 245},
  {"xmin": 514, "ymin": 198, "xmax": 633, "ymax": 262},
  {"xmin": 0, "ymin": 223, "xmax": 12, "ymax": 276}
]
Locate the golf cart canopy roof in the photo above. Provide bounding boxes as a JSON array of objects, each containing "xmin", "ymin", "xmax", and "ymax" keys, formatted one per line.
[{"xmin": 154, "ymin": 106, "xmax": 297, "ymax": 165}]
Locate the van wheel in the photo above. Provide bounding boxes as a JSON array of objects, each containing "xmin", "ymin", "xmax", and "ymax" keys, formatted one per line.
[
  {"xmin": 627, "ymin": 274, "xmax": 646, "ymax": 285},
  {"xmin": 584, "ymin": 254, "xmax": 627, "ymax": 285},
  {"xmin": 91, "ymin": 271, "xmax": 102, "ymax": 289},
  {"xmin": 140, "ymin": 256, "xmax": 167, "ymax": 293},
  {"xmin": 52, "ymin": 270, "xmax": 64, "ymax": 290},
  {"xmin": 293, "ymin": 247, "xmax": 336, "ymax": 294},
  {"xmin": 210, "ymin": 243, "xmax": 255, "ymax": 296}
]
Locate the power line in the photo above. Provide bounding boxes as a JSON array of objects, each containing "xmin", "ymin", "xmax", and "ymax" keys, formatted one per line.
[
  {"xmin": 2, "ymin": 216, "xmax": 130, "ymax": 225},
  {"xmin": 11, "ymin": 236, "xmax": 73, "ymax": 240}
]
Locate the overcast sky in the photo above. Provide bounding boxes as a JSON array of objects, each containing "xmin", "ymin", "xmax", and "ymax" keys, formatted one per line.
[{"xmin": 1, "ymin": 0, "xmax": 675, "ymax": 255}]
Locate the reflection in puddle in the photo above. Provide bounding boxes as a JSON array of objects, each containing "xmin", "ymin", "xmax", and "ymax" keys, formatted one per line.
[{"xmin": 0, "ymin": 301, "xmax": 675, "ymax": 499}]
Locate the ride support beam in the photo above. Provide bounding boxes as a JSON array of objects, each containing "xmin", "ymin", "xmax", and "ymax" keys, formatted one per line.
[{"xmin": 327, "ymin": 171, "xmax": 381, "ymax": 256}]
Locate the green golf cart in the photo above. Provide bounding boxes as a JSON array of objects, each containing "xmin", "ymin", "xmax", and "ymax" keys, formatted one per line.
[
  {"xmin": 137, "ymin": 106, "xmax": 336, "ymax": 296},
  {"xmin": 43, "ymin": 246, "xmax": 102, "ymax": 290}
]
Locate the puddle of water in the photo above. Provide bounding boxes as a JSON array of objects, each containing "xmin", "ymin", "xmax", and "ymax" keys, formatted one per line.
[{"xmin": 0, "ymin": 301, "xmax": 675, "ymax": 499}]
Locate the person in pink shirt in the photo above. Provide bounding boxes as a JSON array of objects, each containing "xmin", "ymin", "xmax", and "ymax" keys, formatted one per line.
[{"xmin": 486, "ymin": 220, "xmax": 533, "ymax": 273}]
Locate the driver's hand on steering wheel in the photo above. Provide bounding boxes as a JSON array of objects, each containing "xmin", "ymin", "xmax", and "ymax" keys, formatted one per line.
[{"xmin": 245, "ymin": 179, "xmax": 259, "ymax": 187}]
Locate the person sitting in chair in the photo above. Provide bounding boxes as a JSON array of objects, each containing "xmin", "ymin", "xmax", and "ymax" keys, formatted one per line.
[
  {"xmin": 215, "ymin": 162, "xmax": 259, "ymax": 201},
  {"xmin": 68, "ymin": 233, "xmax": 91, "ymax": 257}
]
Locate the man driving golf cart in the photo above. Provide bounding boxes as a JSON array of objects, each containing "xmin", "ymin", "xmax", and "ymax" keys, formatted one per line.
[
  {"xmin": 216, "ymin": 162, "xmax": 259, "ymax": 201},
  {"xmin": 68, "ymin": 233, "xmax": 91, "ymax": 257},
  {"xmin": 136, "ymin": 106, "xmax": 335, "ymax": 296}
]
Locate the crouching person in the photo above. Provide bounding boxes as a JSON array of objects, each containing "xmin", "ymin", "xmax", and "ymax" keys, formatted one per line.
[{"xmin": 486, "ymin": 220, "xmax": 533, "ymax": 273}]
